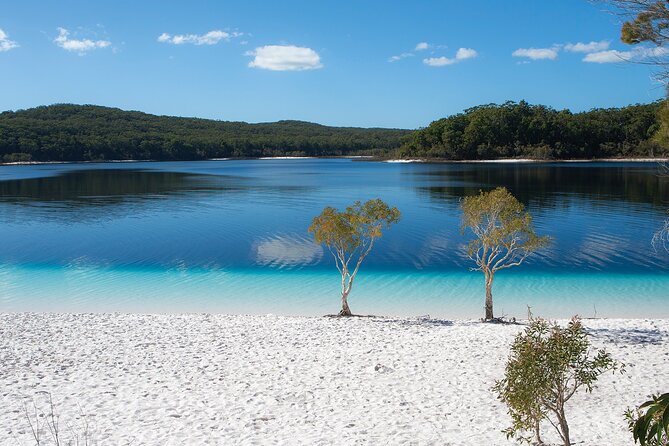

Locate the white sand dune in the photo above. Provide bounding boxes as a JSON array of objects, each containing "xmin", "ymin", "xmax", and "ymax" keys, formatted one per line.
[{"xmin": 1, "ymin": 314, "xmax": 667, "ymax": 445}]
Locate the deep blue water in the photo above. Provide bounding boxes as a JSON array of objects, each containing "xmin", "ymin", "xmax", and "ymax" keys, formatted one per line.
[{"xmin": 0, "ymin": 159, "xmax": 667, "ymax": 318}]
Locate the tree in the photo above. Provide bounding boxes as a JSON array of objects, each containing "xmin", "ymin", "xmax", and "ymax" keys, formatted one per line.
[
  {"xmin": 308, "ymin": 199, "xmax": 400, "ymax": 316},
  {"xmin": 626, "ymin": 392, "xmax": 669, "ymax": 445},
  {"xmin": 653, "ymin": 162, "xmax": 669, "ymax": 251},
  {"xmin": 494, "ymin": 317, "xmax": 620, "ymax": 446},
  {"xmin": 605, "ymin": 0, "xmax": 669, "ymax": 145},
  {"xmin": 618, "ymin": 1, "xmax": 669, "ymax": 45},
  {"xmin": 461, "ymin": 187, "xmax": 550, "ymax": 321}
]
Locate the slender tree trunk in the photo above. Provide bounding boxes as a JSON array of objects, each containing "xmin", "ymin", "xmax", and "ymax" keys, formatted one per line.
[
  {"xmin": 339, "ymin": 290, "xmax": 352, "ymax": 316},
  {"xmin": 484, "ymin": 271, "xmax": 494, "ymax": 320},
  {"xmin": 534, "ymin": 419, "xmax": 543, "ymax": 445},
  {"xmin": 557, "ymin": 406, "xmax": 570, "ymax": 446}
]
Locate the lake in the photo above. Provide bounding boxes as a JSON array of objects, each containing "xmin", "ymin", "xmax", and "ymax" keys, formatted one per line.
[{"xmin": 0, "ymin": 159, "xmax": 667, "ymax": 318}]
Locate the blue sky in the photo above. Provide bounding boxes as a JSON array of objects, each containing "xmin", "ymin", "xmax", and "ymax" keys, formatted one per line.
[{"xmin": 0, "ymin": 0, "xmax": 665, "ymax": 128}]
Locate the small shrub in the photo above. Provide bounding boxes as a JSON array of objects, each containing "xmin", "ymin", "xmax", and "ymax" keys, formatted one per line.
[{"xmin": 494, "ymin": 316, "xmax": 621, "ymax": 446}]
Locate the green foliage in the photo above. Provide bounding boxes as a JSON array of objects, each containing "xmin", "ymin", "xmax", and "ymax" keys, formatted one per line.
[
  {"xmin": 619, "ymin": 1, "xmax": 669, "ymax": 45},
  {"xmin": 626, "ymin": 393, "xmax": 669, "ymax": 445},
  {"xmin": 399, "ymin": 100, "xmax": 666, "ymax": 160},
  {"xmin": 309, "ymin": 199, "xmax": 400, "ymax": 251},
  {"xmin": 309, "ymin": 199, "xmax": 400, "ymax": 315},
  {"xmin": 653, "ymin": 100, "xmax": 669, "ymax": 147},
  {"xmin": 461, "ymin": 187, "xmax": 550, "ymax": 264},
  {"xmin": 494, "ymin": 317, "xmax": 620, "ymax": 446},
  {"xmin": 2, "ymin": 102, "xmax": 665, "ymax": 162},
  {"xmin": 2, "ymin": 152, "xmax": 32, "ymax": 163},
  {"xmin": 612, "ymin": 1, "xmax": 669, "ymax": 145},
  {"xmin": 0, "ymin": 104, "xmax": 407, "ymax": 162}
]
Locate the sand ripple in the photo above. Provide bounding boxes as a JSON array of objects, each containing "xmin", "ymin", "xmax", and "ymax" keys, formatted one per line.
[{"xmin": 1, "ymin": 314, "xmax": 667, "ymax": 445}]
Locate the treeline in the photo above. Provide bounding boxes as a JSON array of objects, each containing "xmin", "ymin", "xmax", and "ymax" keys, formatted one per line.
[
  {"xmin": 0, "ymin": 104, "xmax": 407, "ymax": 162},
  {"xmin": 1, "ymin": 101, "xmax": 667, "ymax": 163},
  {"xmin": 398, "ymin": 100, "xmax": 667, "ymax": 160}
]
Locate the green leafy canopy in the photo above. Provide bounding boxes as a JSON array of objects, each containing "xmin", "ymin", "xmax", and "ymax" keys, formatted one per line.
[
  {"xmin": 308, "ymin": 199, "xmax": 401, "ymax": 251},
  {"xmin": 461, "ymin": 187, "xmax": 551, "ymax": 271}
]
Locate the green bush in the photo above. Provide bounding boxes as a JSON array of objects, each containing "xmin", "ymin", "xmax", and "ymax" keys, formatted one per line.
[{"xmin": 494, "ymin": 317, "xmax": 621, "ymax": 445}]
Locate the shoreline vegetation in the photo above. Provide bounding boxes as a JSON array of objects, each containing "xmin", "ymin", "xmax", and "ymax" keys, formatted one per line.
[
  {"xmin": 2, "ymin": 156, "xmax": 669, "ymax": 166},
  {"xmin": 1, "ymin": 101, "xmax": 668, "ymax": 164}
]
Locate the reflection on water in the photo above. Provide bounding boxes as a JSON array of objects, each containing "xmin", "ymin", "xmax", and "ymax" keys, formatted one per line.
[
  {"xmin": 253, "ymin": 234, "xmax": 323, "ymax": 269},
  {"xmin": 415, "ymin": 162, "xmax": 669, "ymax": 208},
  {"xmin": 0, "ymin": 159, "xmax": 667, "ymax": 316},
  {"xmin": 0, "ymin": 168, "xmax": 247, "ymax": 210}
]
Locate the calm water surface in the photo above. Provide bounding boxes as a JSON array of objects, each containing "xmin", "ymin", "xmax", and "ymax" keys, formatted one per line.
[{"xmin": 0, "ymin": 159, "xmax": 667, "ymax": 318}]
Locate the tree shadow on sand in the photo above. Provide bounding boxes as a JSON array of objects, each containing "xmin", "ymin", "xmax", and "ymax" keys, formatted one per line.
[
  {"xmin": 372, "ymin": 317, "xmax": 455, "ymax": 328},
  {"xmin": 587, "ymin": 327, "xmax": 667, "ymax": 346}
]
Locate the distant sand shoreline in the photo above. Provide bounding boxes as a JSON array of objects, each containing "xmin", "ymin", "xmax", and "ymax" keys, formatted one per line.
[
  {"xmin": 2, "ymin": 156, "xmax": 667, "ymax": 166},
  {"xmin": 2, "ymin": 312, "xmax": 667, "ymax": 444},
  {"xmin": 384, "ymin": 157, "xmax": 669, "ymax": 163}
]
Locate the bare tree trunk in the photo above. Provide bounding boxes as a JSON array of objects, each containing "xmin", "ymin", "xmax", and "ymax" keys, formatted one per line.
[
  {"xmin": 534, "ymin": 419, "xmax": 543, "ymax": 445},
  {"xmin": 484, "ymin": 271, "xmax": 494, "ymax": 320},
  {"xmin": 339, "ymin": 290, "xmax": 352, "ymax": 316},
  {"xmin": 557, "ymin": 407, "xmax": 570, "ymax": 446}
]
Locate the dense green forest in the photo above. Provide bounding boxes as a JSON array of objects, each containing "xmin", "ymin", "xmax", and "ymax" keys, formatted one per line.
[
  {"xmin": 0, "ymin": 101, "xmax": 667, "ymax": 163},
  {"xmin": 398, "ymin": 101, "xmax": 667, "ymax": 160},
  {"xmin": 0, "ymin": 104, "xmax": 407, "ymax": 162}
]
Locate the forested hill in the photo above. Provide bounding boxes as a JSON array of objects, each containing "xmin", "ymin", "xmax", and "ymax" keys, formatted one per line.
[
  {"xmin": 0, "ymin": 104, "xmax": 408, "ymax": 162},
  {"xmin": 398, "ymin": 101, "xmax": 667, "ymax": 160},
  {"xmin": 1, "ymin": 102, "xmax": 666, "ymax": 163}
]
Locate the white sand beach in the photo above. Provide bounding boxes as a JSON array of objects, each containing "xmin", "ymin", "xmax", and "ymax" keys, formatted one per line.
[{"xmin": 1, "ymin": 314, "xmax": 667, "ymax": 445}]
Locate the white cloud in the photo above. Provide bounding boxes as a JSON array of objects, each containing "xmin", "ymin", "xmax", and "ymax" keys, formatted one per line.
[
  {"xmin": 512, "ymin": 47, "xmax": 559, "ymax": 60},
  {"xmin": 456, "ymin": 47, "xmax": 478, "ymax": 60},
  {"xmin": 388, "ymin": 52, "xmax": 414, "ymax": 62},
  {"xmin": 583, "ymin": 46, "xmax": 669, "ymax": 63},
  {"xmin": 54, "ymin": 27, "xmax": 110, "ymax": 54},
  {"xmin": 423, "ymin": 56, "xmax": 456, "ymax": 66},
  {"xmin": 423, "ymin": 47, "xmax": 478, "ymax": 67},
  {"xmin": 157, "ymin": 30, "xmax": 241, "ymax": 45},
  {"xmin": 564, "ymin": 40, "xmax": 609, "ymax": 53},
  {"xmin": 247, "ymin": 45, "xmax": 322, "ymax": 71},
  {"xmin": 582, "ymin": 49, "xmax": 631, "ymax": 63},
  {"xmin": 0, "ymin": 28, "xmax": 18, "ymax": 52},
  {"xmin": 415, "ymin": 42, "xmax": 429, "ymax": 51}
]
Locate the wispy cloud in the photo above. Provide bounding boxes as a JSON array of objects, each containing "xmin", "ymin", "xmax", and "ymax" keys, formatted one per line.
[
  {"xmin": 583, "ymin": 46, "xmax": 669, "ymax": 63},
  {"xmin": 388, "ymin": 52, "xmax": 414, "ymax": 62},
  {"xmin": 389, "ymin": 42, "xmax": 433, "ymax": 62},
  {"xmin": 512, "ymin": 47, "xmax": 559, "ymax": 60},
  {"xmin": 0, "ymin": 28, "xmax": 18, "ymax": 52},
  {"xmin": 247, "ymin": 45, "xmax": 323, "ymax": 71},
  {"xmin": 583, "ymin": 49, "xmax": 632, "ymax": 63},
  {"xmin": 564, "ymin": 40, "xmax": 609, "ymax": 53},
  {"xmin": 423, "ymin": 47, "xmax": 478, "ymax": 67},
  {"xmin": 157, "ymin": 30, "xmax": 242, "ymax": 46},
  {"xmin": 54, "ymin": 27, "xmax": 110, "ymax": 54}
]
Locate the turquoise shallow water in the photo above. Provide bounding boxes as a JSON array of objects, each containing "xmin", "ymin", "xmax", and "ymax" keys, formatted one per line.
[
  {"xmin": 0, "ymin": 159, "xmax": 667, "ymax": 318},
  {"xmin": 1, "ymin": 264, "xmax": 667, "ymax": 319}
]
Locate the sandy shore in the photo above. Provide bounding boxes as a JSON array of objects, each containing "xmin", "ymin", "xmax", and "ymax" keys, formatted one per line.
[
  {"xmin": 1, "ymin": 314, "xmax": 667, "ymax": 445},
  {"xmin": 384, "ymin": 158, "xmax": 669, "ymax": 163}
]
